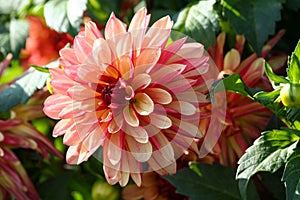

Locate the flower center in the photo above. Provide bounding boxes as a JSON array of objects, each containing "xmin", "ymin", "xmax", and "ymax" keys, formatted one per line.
[{"xmin": 101, "ymin": 85, "xmax": 114, "ymax": 105}]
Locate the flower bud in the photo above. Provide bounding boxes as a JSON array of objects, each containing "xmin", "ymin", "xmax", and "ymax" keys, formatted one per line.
[{"xmin": 280, "ymin": 83, "xmax": 300, "ymax": 108}]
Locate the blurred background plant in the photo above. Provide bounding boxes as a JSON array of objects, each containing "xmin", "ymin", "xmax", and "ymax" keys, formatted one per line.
[{"xmin": 0, "ymin": 0, "xmax": 299, "ymax": 199}]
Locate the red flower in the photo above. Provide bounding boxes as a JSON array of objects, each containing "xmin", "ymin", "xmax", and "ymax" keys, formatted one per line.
[{"xmin": 20, "ymin": 16, "xmax": 73, "ymax": 69}]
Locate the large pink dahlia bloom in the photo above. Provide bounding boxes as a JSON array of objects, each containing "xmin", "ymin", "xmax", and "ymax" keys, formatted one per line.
[{"xmin": 44, "ymin": 7, "xmax": 211, "ymax": 186}]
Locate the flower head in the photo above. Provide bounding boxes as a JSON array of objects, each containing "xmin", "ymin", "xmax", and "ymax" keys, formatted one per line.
[
  {"xmin": 44, "ymin": 7, "xmax": 213, "ymax": 186},
  {"xmin": 200, "ymin": 31, "xmax": 286, "ymax": 166}
]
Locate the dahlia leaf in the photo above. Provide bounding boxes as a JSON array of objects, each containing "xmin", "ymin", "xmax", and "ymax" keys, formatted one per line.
[
  {"xmin": 9, "ymin": 19, "xmax": 29, "ymax": 57},
  {"xmin": 165, "ymin": 163, "xmax": 259, "ymax": 200},
  {"xmin": 287, "ymin": 40, "xmax": 300, "ymax": 84},
  {"xmin": 283, "ymin": 150, "xmax": 300, "ymax": 200},
  {"xmin": 264, "ymin": 61, "xmax": 289, "ymax": 85},
  {"xmin": 173, "ymin": 0, "xmax": 219, "ymax": 48},
  {"xmin": 44, "ymin": 0, "xmax": 87, "ymax": 35},
  {"xmin": 211, "ymin": 73, "xmax": 254, "ymax": 101},
  {"xmin": 0, "ymin": 68, "xmax": 49, "ymax": 112},
  {"xmin": 236, "ymin": 128, "xmax": 300, "ymax": 200},
  {"xmin": 222, "ymin": 0, "xmax": 282, "ymax": 55}
]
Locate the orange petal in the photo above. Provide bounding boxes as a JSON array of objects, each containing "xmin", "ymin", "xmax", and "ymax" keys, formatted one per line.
[
  {"xmin": 224, "ymin": 49, "xmax": 240, "ymax": 71},
  {"xmin": 145, "ymin": 88, "xmax": 172, "ymax": 104},
  {"xmin": 133, "ymin": 93, "xmax": 154, "ymax": 116}
]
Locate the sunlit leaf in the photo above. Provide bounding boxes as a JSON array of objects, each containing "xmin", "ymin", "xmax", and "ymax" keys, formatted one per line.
[
  {"xmin": 264, "ymin": 61, "xmax": 288, "ymax": 85},
  {"xmin": 287, "ymin": 40, "xmax": 300, "ymax": 84},
  {"xmin": 222, "ymin": 0, "xmax": 282, "ymax": 55},
  {"xmin": 10, "ymin": 19, "xmax": 29, "ymax": 57},
  {"xmin": 44, "ymin": 0, "xmax": 87, "ymax": 35},
  {"xmin": 173, "ymin": 0, "xmax": 219, "ymax": 48},
  {"xmin": 165, "ymin": 162, "xmax": 259, "ymax": 200},
  {"xmin": 236, "ymin": 128, "xmax": 300, "ymax": 200},
  {"xmin": 0, "ymin": 69, "xmax": 49, "ymax": 112}
]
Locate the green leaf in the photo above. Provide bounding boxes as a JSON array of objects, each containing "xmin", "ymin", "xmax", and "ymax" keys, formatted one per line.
[
  {"xmin": 173, "ymin": 0, "xmax": 219, "ymax": 48},
  {"xmin": 0, "ymin": 0, "xmax": 31, "ymax": 14},
  {"xmin": 9, "ymin": 19, "xmax": 29, "ymax": 57},
  {"xmin": 264, "ymin": 61, "xmax": 289, "ymax": 85},
  {"xmin": 165, "ymin": 162, "xmax": 259, "ymax": 200},
  {"xmin": 287, "ymin": 40, "xmax": 300, "ymax": 84},
  {"xmin": 211, "ymin": 74, "xmax": 254, "ymax": 100},
  {"xmin": 236, "ymin": 128, "xmax": 300, "ymax": 200},
  {"xmin": 30, "ymin": 64, "xmax": 50, "ymax": 73},
  {"xmin": 0, "ymin": 69, "xmax": 49, "ymax": 112},
  {"xmin": 44, "ymin": 0, "xmax": 87, "ymax": 35},
  {"xmin": 0, "ymin": 24, "xmax": 10, "ymax": 55},
  {"xmin": 222, "ymin": 0, "xmax": 282, "ymax": 55},
  {"xmin": 283, "ymin": 150, "xmax": 300, "ymax": 200}
]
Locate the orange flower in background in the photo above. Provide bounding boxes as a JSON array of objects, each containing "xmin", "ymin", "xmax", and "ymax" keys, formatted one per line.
[
  {"xmin": 200, "ymin": 30, "xmax": 286, "ymax": 166},
  {"xmin": 20, "ymin": 16, "xmax": 73, "ymax": 69},
  {"xmin": 43, "ymin": 7, "xmax": 213, "ymax": 186}
]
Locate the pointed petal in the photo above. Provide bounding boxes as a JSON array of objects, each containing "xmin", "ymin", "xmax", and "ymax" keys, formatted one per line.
[
  {"xmin": 105, "ymin": 13, "xmax": 127, "ymax": 39},
  {"xmin": 166, "ymin": 101, "xmax": 196, "ymax": 115},
  {"xmin": 43, "ymin": 94, "xmax": 72, "ymax": 119}
]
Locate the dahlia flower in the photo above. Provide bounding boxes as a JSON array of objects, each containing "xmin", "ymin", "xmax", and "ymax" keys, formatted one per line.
[
  {"xmin": 44, "ymin": 7, "xmax": 213, "ymax": 186},
  {"xmin": 0, "ymin": 91, "xmax": 62, "ymax": 199},
  {"xmin": 200, "ymin": 30, "xmax": 286, "ymax": 166},
  {"xmin": 20, "ymin": 15, "xmax": 73, "ymax": 69}
]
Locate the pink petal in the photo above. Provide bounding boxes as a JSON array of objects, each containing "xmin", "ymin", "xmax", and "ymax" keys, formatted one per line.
[
  {"xmin": 123, "ymin": 106, "xmax": 139, "ymax": 127},
  {"xmin": 133, "ymin": 93, "xmax": 154, "ymax": 116},
  {"xmin": 144, "ymin": 88, "xmax": 172, "ymax": 104},
  {"xmin": 127, "ymin": 135, "xmax": 152, "ymax": 162},
  {"xmin": 50, "ymin": 67, "xmax": 75, "ymax": 94},
  {"xmin": 107, "ymin": 133, "xmax": 122, "ymax": 165},
  {"xmin": 84, "ymin": 21, "xmax": 103, "ymax": 42},
  {"xmin": 92, "ymin": 38, "xmax": 112, "ymax": 64},
  {"xmin": 125, "ymin": 126, "xmax": 149, "ymax": 143},
  {"xmin": 108, "ymin": 114, "xmax": 123, "ymax": 134},
  {"xmin": 74, "ymin": 36, "xmax": 93, "ymax": 62},
  {"xmin": 149, "ymin": 113, "xmax": 171, "ymax": 129},
  {"xmin": 134, "ymin": 48, "xmax": 161, "ymax": 74},
  {"xmin": 131, "ymin": 73, "xmax": 151, "ymax": 91},
  {"xmin": 242, "ymin": 58, "xmax": 264, "ymax": 86},
  {"xmin": 105, "ymin": 13, "xmax": 127, "ymax": 39},
  {"xmin": 166, "ymin": 101, "xmax": 196, "ymax": 115},
  {"xmin": 67, "ymin": 84, "xmax": 97, "ymax": 101},
  {"xmin": 43, "ymin": 94, "xmax": 72, "ymax": 119},
  {"xmin": 53, "ymin": 119, "xmax": 73, "ymax": 137},
  {"xmin": 128, "ymin": 7, "xmax": 149, "ymax": 32}
]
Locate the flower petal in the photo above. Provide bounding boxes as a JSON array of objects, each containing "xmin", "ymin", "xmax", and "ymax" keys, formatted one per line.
[
  {"xmin": 144, "ymin": 88, "xmax": 172, "ymax": 104},
  {"xmin": 105, "ymin": 13, "xmax": 126, "ymax": 39},
  {"xmin": 133, "ymin": 93, "xmax": 154, "ymax": 116},
  {"xmin": 149, "ymin": 113, "xmax": 171, "ymax": 129},
  {"xmin": 123, "ymin": 106, "xmax": 139, "ymax": 127},
  {"xmin": 127, "ymin": 135, "xmax": 152, "ymax": 162},
  {"xmin": 224, "ymin": 49, "xmax": 240, "ymax": 71},
  {"xmin": 107, "ymin": 132, "xmax": 122, "ymax": 165},
  {"xmin": 131, "ymin": 73, "xmax": 151, "ymax": 91},
  {"xmin": 43, "ymin": 94, "xmax": 72, "ymax": 119},
  {"xmin": 125, "ymin": 126, "xmax": 149, "ymax": 143}
]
